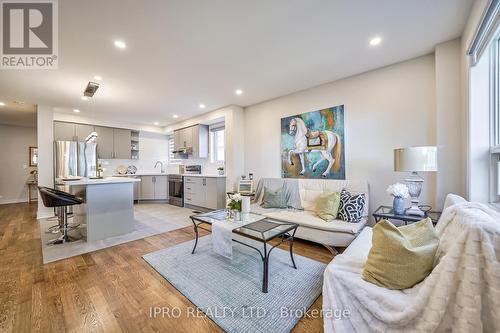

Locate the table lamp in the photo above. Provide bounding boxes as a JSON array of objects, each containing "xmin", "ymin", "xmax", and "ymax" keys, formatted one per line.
[{"xmin": 394, "ymin": 146, "xmax": 437, "ymax": 216}]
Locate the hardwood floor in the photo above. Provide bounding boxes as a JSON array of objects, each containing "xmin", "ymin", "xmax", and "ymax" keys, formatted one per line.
[{"xmin": 0, "ymin": 203, "xmax": 334, "ymax": 333}]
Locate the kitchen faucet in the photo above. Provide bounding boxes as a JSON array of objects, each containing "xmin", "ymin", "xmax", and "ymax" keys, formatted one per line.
[{"xmin": 154, "ymin": 161, "xmax": 165, "ymax": 173}]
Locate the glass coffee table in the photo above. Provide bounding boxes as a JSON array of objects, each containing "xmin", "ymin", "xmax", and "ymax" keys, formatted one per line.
[{"xmin": 190, "ymin": 210, "xmax": 299, "ymax": 293}]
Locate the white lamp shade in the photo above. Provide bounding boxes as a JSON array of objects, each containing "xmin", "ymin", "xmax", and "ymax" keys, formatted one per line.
[{"xmin": 394, "ymin": 146, "xmax": 437, "ymax": 172}]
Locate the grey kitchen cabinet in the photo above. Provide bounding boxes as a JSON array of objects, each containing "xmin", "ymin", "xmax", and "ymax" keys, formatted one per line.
[
  {"xmin": 154, "ymin": 176, "xmax": 168, "ymax": 200},
  {"xmin": 191, "ymin": 125, "xmax": 208, "ymax": 159},
  {"xmin": 54, "ymin": 121, "xmax": 136, "ymax": 160},
  {"xmin": 95, "ymin": 126, "xmax": 114, "ymax": 159},
  {"xmin": 140, "ymin": 176, "xmax": 168, "ymax": 200},
  {"xmin": 75, "ymin": 124, "xmax": 95, "ymax": 141},
  {"xmin": 54, "ymin": 122, "xmax": 76, "ymax": 141},
  {"xmin": 181, "ymin": 126, "xmax": 193, "ymax": 149},
  {"xmin": 173, "ymin": 124, "xmax": 208, "ymax": 158},
  {"xmin": 183, "ymin": 176, "xmax": 225, "ymax": 210},
  {"xmin": 173, "ymin": 130, "xmax": 181, "ymax": 151},
  {"xmin": 113, "ymin": 128, "xmax": 131, "ymax": 158},
  {"xmin": 204, "ymin": 177, "xmax": 219, "ymax": 210},
  {"xmin": 140, "ymin": 176, "xmax": 155, "ymax": 200}
]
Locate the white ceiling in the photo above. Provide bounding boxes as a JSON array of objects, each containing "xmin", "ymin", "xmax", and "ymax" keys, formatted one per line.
[
  {"xmin": 0, "ymin": 102, "xmax": 37, "ymax": 127},
  {"xmin": 0, "ymin": 0, "xmax": 473, "ymax": 127}
]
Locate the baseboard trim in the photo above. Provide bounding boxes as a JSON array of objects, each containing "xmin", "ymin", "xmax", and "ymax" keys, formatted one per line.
[{"xmin": 0, "ymin": 198, "xmax": 29, "ymax": 205}]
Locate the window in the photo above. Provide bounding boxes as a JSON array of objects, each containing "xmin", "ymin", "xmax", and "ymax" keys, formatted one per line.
[
  {"xmin": 490, "ymin": 38, "xmax": 500, "ymax": 202},
  {"xmin": 168, "ymin": 135, "xmax": 181, "ymax": 164},
  {"xmin": 210, "ymin": 125, "xmax": 225, "ymax": 162}
]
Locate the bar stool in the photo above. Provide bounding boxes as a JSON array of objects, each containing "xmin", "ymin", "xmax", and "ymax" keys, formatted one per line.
[
  {"xmin": 38, "ymin": 186, "xmax": 84, "ymax": 245},
  {"xmin": 44, "ymin": 188, "xmax": 79, "ymax": 234}
]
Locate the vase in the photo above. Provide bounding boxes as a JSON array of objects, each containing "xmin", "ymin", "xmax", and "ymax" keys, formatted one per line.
[
  {"xmin": 241, "ymin": 196, "xmax": 251, "ymax": 213},
  {"xmin": 233, "ymin": 210, "xmax": 241, "ymax": 221},
  {"xmin": 393, "ymin": 196, "xmax": 405, "ymax": 215}
]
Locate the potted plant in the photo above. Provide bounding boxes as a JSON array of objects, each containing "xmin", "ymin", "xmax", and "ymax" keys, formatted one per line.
[
  {"xmin": 386, "ymin": 183, "xmax": 409, "ymax": 215},
  {"xmin": 217, "ymin": 166, "xmax": 225, "ymax": 175},
  {"xmin": 227, "ymin": 193, "xmax": 242, "ymax": 221}
]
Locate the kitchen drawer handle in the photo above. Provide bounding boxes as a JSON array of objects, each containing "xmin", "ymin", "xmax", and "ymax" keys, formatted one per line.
[
  {"xmin": 186, "ymin": 187, "xmax": 192, "ymax": 190},
  {"xmin": 186, "ymin": 198, "xmax": 191, "ymax": 201}
]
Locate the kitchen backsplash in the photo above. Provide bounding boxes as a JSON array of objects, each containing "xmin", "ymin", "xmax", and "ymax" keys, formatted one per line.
[{"xmin": 101, "ymin": 158, "xmax": 225, "ymax": 176}]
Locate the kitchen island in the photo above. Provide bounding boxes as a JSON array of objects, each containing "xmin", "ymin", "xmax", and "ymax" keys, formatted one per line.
[{"xmin": 57, "ymin": 177, "xmax": 141, "ymax": 242}]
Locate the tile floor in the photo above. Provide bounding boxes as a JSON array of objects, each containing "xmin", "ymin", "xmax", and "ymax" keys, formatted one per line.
[{"xmin": 40, "ymin": 203, "xmax": 196, "ymax": 263}]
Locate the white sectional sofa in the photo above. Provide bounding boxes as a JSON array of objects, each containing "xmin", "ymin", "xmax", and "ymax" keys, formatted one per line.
[
  {"xmin": 322, "ymin": 194, "xmax": 500, "ymax": 332},
  {"xmin": 251, "ymin": 178, "xmax": 369, "ymax": 249}
]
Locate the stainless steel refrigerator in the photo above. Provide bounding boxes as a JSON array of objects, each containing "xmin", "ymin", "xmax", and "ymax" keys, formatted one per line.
[{"xmin": 54, "ymin": 141, "xmax": 97, "ymax": 182}]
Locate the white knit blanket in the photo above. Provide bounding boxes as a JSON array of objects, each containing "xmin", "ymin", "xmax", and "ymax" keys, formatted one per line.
[{"xmin": 323, "ymin": 202, "xmax": 500, "ymax": 333}]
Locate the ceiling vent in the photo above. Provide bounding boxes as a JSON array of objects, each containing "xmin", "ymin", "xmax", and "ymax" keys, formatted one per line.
[{"xmin": 83, "ymin": 82, "xmax": 100, "ymax": 97}]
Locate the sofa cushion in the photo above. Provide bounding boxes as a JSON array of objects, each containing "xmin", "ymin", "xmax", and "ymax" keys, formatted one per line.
[
  {"xmin": 296, "ymin": 179, "xmax": 369, "ymax": 215},
  {"xmin": 262, "ymin": 209, "xmax": 366, "ymax": 234},
  {"xmin": 314, "ymin": 191, "xmax": 341, "ymax": 222},
  {"xmin": 362, "ymin": 218, "xmax": 439, "ymax": 290},
  {"xmin": 337, "ymin": 190, "xmax": 366, "ymax": 223},
  {"xmin": 261, "ymin": 186, "xmax": 287, "ymax": 208}
]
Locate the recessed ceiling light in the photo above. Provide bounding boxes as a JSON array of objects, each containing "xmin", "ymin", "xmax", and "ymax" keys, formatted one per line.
[
  {"xmin": 235, "ymin": 89, "xmax": 243, "ymax": 95},
  {"xmin": 173, "ymin": 114, "xmax": 178, "ymax": 119},
  {"xmin": 114, "ymin": 40, "xmax": 127, "ymax": 49},
  {"xmin": 81, "ymin": 96, "xmax": 88, "ymax": 101},
  {"xmin": 369, "ymin": 36, "xmax": 382, "ymax": 46},
  {"xmin": 154, "ymin": 121, "xmax": 159, "ymax": 126},
  {"xmin": 94, "ymin": 75, "xmax": 103, "ymax": 81},
  {"xmin": 73, "ymin": 109, "xmax": 80, "ymax": 113},
  {"xmin": 0, "ymin": 102, "xmax": 5, "ymax": 106},
  {"xmin": 199, "ymin": 104, "xmax": 206, "ymax": 109}
]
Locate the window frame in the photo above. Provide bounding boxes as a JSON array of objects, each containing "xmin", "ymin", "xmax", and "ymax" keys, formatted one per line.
[
  {"xmin": 490, "ymin": 38, "xmax": 500, "ymax": 203},
  {"xmin": 210, "ymin": 124, "xmax": 225, "ymax": 163}
]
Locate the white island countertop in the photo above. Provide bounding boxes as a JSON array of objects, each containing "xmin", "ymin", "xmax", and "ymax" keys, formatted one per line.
[{"xmin": 57, "ymin": 176, "xmax": 141, "ymax": 186}]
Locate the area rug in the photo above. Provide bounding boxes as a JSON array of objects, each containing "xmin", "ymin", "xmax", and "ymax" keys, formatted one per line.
[{"xmin": 143, "ymin": 235, "xmax": 327, "ymax": 333}]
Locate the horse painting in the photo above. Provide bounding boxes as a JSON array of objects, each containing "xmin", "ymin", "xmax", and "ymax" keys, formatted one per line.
[{"xmin": 281, "ymin": 106, "xmax": 345, "ymax": 179}]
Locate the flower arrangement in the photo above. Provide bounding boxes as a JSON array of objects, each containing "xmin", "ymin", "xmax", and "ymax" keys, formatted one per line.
[
  {"xmin": 227, "ymin": 193, "xmax": 242, "ymax": 212},
  {"xmin": 386, "ymin": 183, "xmax": 409, "ymax": 198}
]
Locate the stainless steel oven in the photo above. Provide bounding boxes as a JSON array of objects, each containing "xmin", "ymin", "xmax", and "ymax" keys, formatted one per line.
[{"xmin": 168, "ymin": 174, "xmax": 183, "ymax": 207}]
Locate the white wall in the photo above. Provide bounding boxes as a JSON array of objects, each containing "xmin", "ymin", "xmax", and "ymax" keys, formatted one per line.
[
  {"xmin": 0, "ymin": 124, "xmax": 37, "ymax": 204},
  {"xmin": 37, "ymin": 105, "xmax": 54, "ymax": 219},
  {"xmin": 435, "ymin": 38, "xmax": 465, "ymax": 205},
  {"xmin": 244, "ymin": 55, "xmax": 439, "ymax": 215}
]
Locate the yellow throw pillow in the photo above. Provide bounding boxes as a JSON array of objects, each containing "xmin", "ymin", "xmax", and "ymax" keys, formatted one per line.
[
  {"xmin": 362, "ymin": 218, "xmax": 439, "ymax": 290},
  {"xmin": 314, "ymin": 191, "xmax": 341, "ymax": 222}
]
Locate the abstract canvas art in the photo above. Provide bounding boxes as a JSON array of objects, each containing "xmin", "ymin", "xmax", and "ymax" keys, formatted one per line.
[{"xmin": 281, "ymin": 105, "xmax": 345, "ymax": 179}]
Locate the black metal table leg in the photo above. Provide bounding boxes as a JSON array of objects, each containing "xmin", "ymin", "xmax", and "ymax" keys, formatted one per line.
[
  {"xmin": 289, "ymin": 228, "xmax": 297, "ymax": 269},
  {"xmin": 191, "ymin": 219, "xmax": 199, "ymax": 254},
  {"xmin": 262, "ymin": 241, "xmax": 269, "ymax": 293}
]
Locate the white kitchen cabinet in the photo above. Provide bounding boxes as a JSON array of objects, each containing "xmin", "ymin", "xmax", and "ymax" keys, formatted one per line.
[{"xmin": 183, "ymin": 176, "xmax": 225, "ymax": 210}]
